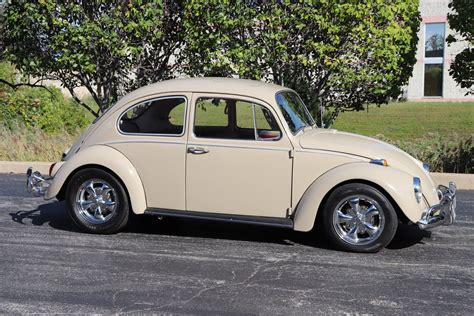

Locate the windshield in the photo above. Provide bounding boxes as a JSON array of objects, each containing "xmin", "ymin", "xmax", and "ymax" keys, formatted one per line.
[{"xmin": 275, "ymin": 91, "xmax": 315, "ymax": 134}]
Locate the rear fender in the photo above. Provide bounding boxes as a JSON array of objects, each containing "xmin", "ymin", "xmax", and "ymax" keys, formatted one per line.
[{"xmin": 46, "ymin": 145, "xmax": 147, "ymax": 215}]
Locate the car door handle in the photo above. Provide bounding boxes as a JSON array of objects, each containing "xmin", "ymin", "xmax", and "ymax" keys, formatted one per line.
[{"xmin": 187, "ymin": 147, "xmax": 209, "ymax": 155}]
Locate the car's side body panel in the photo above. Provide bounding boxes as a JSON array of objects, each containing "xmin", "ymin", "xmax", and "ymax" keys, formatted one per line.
[
  {"xmin": 109, "ymin": 140, "xmax": 187, "ymax": 210},
  {"xmin": 291, "ymin": 149, "xmax": 363, "ymax": 212},
  {"xmin": 185, "ymin": 92, "xmax": 294, "ymax": 217},
  {"xmin": 74, "ymin": 92, "xmax": 192, "ymax": 211},
  {"xmin": 45, "ymin": 145, "xmax": 148, "ymax": 215},
  {"xmin": 293, "ymin": 162, "xmax": 428, "ymax": 232}
]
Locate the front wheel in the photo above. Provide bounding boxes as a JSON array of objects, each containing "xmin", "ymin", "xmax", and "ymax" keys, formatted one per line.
[
  {"xmin": 322, "ymin": 183, "xmax": 398, "ymax": 253},
  {"xmin": 66, "ymin": 168, "xmax": 130, "ymax": 234}
]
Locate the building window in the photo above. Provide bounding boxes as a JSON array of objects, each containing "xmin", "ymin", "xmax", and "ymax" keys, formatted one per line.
[
  {"xmin": 424, "ymin": 64, "xmax": 443, "ymax": 97},
  {"xmin": 425, "ymin": 23, "xmax": 445, "ymax": 58},
  {"xmin": 424, "ymin": 23, "xmax": 445, "ymax": 97}
]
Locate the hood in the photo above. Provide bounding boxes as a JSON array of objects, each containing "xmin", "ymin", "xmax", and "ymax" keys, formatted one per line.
[{"xmin": 299, "ymin": 129, "xmax": 430, "ymax": 181}]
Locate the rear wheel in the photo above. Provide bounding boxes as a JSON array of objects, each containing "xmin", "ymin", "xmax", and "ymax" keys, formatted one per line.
[
  {"xmin": 322, "ymin": 183, "xmax": 398, "ymax": 253},
  {"xmin": 66, "ymin": 168, "xmax": 129, "ymax": 234}
]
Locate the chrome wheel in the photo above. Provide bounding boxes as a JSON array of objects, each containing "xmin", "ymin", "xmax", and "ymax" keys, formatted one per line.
[
  {"xmin": 332, "ymin": 195, "xmax": 385, "ymax": 246},
  {"xmin": 75, "ymin": 179, "xmax": 117, "ymax": 225}
]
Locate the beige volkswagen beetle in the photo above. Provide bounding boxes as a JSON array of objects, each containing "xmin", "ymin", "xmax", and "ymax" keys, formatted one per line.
[{"xmin": 26, "ymin": 78, "xmax": 456, "ymax": 252}]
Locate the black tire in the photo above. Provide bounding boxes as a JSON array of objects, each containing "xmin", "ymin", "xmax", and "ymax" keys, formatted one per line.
[
  {"xmin": 66, "ymin": 168, "xmax": 130, "ymax": 234},
  {"xmin": 322, "ymin": 183, "xmax": 398, "ymax": 253}
]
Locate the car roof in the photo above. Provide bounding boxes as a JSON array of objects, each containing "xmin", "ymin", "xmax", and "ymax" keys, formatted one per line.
[{"xmin": 116, "ymin": 77, "xmax": 293, "ymax": 108}]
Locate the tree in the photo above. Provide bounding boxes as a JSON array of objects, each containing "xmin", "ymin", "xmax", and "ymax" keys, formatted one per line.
[
  {"xmin": 1, "ymin": 0, "xmax": 183, "ymax": 117},
  {"xmin": 182, "ymin": 1, "xmax": 420, "ymax": 126},
  {"xmin": 447, "ymin": 0, "xmax": 473, "ymax": 95},
  {"xmin": 426, "ymin": 34, "xmax": 444, "ymax": 53}
]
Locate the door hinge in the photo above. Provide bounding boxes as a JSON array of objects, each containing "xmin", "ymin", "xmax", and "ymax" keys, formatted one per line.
[
  {"xmin": 287, "ymin": 207, "xmax": 293, "ymax": 217},
  {"xmin": 289, "ymin": 149, "xmax": 294, "ymax": 159}
]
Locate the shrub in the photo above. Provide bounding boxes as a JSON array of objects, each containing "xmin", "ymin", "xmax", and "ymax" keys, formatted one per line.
[
  {"xmin": 376, "ymin": 133, "xmax": 473, "ymax": 174},
  {"xmin": 0, "ymin": 61, "xmax": 93, "ymax": 134},
  {"xmin": 0, "ymin": 85, "xmax": 92, "ymax": 134}
]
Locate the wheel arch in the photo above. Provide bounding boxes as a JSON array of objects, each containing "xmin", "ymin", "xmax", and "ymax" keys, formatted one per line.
[
  {"xmin": 57, "ymin": 164, "xmax": 128, "ymax": 201},
  {"xmin": 292, "ymin": 162, "xmax": 422, "ymax": 232},
  {"xmin": 312, "ymin": 179, "xmax": 409, "ymax": 231},
  {"xmin": 46, "ymin": 145, "xmax": 147, "ymax": 215}
]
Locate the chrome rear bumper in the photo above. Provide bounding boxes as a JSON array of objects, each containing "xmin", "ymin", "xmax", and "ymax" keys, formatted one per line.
[
  {"xmin": 26, "ymin": 167, "xmax": 51, "ymax": 197},
  {"xmin": 417, "ymin": 182, "xmax": 456, "ymax": 230}
]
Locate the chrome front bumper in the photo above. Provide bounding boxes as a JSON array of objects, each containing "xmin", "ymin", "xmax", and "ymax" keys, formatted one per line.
[
  {"xmin": 417, "ymin": 182, "xmax": 456, "ymax": 230},
  {"xmin": 26, "ymin": 167, "xmax": 51, "ymax": 197}
]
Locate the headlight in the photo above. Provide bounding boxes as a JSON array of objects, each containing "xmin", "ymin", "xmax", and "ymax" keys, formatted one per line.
[{"xmin": 413, "ymin": 177, "xmax": 422, "ymax": 203}]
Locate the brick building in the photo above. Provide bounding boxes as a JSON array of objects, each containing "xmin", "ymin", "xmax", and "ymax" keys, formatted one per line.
[{"xmin": 406, "ymin": 0, "xmax": 473, "ymax": 100}]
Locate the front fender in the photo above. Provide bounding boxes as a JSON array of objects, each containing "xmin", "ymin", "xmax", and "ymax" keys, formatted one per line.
[
  {"xmin": 293, "ymin": 162, "xmax": 427, "ymax": 232},
  {"xmin": 46, "ymin": 145, "xmax": 147, "ymax": 215}
]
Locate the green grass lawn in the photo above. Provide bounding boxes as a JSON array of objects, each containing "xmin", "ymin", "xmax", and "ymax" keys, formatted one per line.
[{"xmin": 332, "ymin": 102, "xmax": 474, "ymax": 141}]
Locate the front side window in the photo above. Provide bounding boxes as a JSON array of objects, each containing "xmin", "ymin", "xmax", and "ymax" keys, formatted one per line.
[
  {"xmin": 119, "ymin": 97, "xmax": 186, "ymax": 135},
  {"xmin": 275, "ymin": 91, "xmax": 314, "ymax": 134},
  {"xmin": 194, "ymin": 97, "xmax": 281, "ymax": 141}
]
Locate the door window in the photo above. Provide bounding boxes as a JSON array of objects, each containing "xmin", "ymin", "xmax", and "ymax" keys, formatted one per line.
[{"xmin": 194, "ymin": 97, "xmax": 281, "ymax": 141}]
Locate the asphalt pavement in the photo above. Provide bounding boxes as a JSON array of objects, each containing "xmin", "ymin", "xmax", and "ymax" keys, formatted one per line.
[{"xmin": 0, "ymin": 173, "xmax": 472, "ymax": 314}]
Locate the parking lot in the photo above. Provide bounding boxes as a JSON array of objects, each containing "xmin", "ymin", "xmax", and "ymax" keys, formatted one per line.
[{"xmin": 0, "ymin": 173, "xmax": 473, "ymax": 314}]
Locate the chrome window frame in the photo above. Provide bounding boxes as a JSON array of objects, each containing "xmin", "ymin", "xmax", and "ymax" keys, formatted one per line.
[
  {"xmin": 192, "ymin": 96, "xmax": 283, "ymax": 142},
  {"xmin": 117, "ymin": 95, "xmax": 188, "ymax": 137}
]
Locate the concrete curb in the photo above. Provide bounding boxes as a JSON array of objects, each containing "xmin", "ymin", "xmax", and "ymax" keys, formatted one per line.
[
  {"xmin": 1, "ymin": 161, "xmax": 473, "ymax": 190},
  {"xmin": 431, "ymin": 173, "xmax": 474, "ymax": 191},
  {"xmin": 0, "ymin": 161, "xmax": 52, "ymax": 175}
]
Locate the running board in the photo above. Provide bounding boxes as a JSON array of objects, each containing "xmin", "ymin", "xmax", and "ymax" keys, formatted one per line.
[{"xmin": 145, "ymin": 208, "xmax": 294, "ymax": 229}]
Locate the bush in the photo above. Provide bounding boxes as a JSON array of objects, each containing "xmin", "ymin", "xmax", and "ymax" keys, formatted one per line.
[
  {"xmin": 376, "ymin": 133, "xmax": 473, "ymax": 174},
  {"xmin": 0, "ymin": 85, "xmax": 92, "ymax": 134},
  {"xmin": 0, "ymin": 62, "xmax": 92, "ymax": 134}
]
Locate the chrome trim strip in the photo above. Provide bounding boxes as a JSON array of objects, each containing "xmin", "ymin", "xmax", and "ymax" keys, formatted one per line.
[
  {"xmin": 187, "ymin": 143, "xmax": 289, "ymax": 152},
  {"xmin": 252, "ymin": 104, "xmax": 259, "ymax": 141},
  {"xmin": 106, "ymin": 140, "xmax": 186, "ymax": 146},
  {"xmin": 145, "ymin": 208, "xmax": 294, "ymax": 229},
  {"xmin": 295, "ymin": 149, "xmax": 370, "ymax": 160}
]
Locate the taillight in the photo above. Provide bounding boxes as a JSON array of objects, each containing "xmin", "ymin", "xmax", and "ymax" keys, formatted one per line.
[{"xmin": 49, "ymin": 162, "xmax": 57, "ymax": 177}]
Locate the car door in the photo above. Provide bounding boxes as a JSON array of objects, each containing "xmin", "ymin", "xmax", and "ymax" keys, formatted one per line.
[
  {"xmin": 185, "ymin": 93, "xmax": 293, "ymax": 218},
  {"xmin": 109, "ymin": 94, "xmax": 190, "ymax": 210}
]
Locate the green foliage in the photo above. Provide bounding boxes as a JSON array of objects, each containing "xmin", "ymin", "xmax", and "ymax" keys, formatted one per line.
[
  {"xmin": 1, "ymin": 0, "xmax": 183, "ymax": 116},
  {"xmin": 377, "ymin": 134, "xmax": 473, "ymax": 174},
  {"xmin": 2, "ymin": 1, "xmax": 420, "ymax": 123},
  {"xmin": 0, "ymin": 63, "xmax": 91, "ymax": 133},
  {"xmin": 182, "ymin": 1, "xmax": 420, "ymax": 126},
  {"xmin": 447, "ymin": 0, "xmax": 474, "ymax": 94}
]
